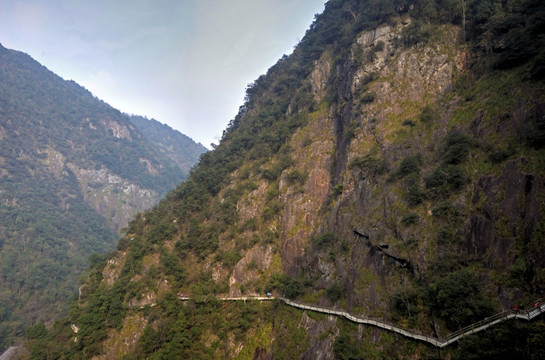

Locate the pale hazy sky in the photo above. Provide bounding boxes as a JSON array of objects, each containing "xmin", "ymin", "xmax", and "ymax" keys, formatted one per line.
[{"xmin": 0, "ymin": 0, "xmax": 325, "ymax": 147}]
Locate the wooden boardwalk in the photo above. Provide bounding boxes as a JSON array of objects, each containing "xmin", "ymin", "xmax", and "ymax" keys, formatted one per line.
[{"xmin": 179, "ymin": 295, "xmax": 545, "ymax": 348}]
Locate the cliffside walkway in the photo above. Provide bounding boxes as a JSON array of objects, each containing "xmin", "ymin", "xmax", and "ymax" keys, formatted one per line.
[{"xmin": 179, "ymin": 295, "xmax": 545, "ymax": 348}]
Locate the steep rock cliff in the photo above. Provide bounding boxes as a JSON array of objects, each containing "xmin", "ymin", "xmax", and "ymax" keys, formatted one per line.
[{"xmin": 32, "ymin": 1, "xmax": 545, "ymax": 359}]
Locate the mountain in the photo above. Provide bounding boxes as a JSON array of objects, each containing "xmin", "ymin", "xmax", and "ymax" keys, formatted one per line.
[
  {"xmin": 24, "ymin": 0, "xmax": 545, "ymax": 358},
  {"xmin": 128, "ymin": 115, "xmax": 208, "ymax": 172},
  {"xmin": 0, "ymin": 44, "xmax": 205, "ymax": 349}
]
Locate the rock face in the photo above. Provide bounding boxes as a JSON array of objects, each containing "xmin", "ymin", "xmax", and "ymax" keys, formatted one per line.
[
  {"xmin": 279, "ymin": 110, "xmax": 334, "ymax": 275},
  {"xmin": 70, "ymin": 166, "xmax": 158, "ymax": 232},
  {"xmin": 467, "ymin": 159, "xmax": 544, "ymax": 277},
  {"xmin": 313, "ymin": 22, "xmax": 469, "ymax": 311},
  {"xmin": 38, "ymin": 3, "xmax": 545, "ymax": 359},
  {"xmin": 229, "ymin": 245, "xmax": 273, "ymax": 296},
  {"xmin": 259, "ymin": 22, "xmax": 471, "ymax": 318},
  {"xmin": 300, "ymin": 313, "xmax": 338, "ymax": 360}
]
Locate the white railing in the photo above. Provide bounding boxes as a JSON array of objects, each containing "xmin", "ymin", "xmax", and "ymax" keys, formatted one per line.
[{"xmin": 177, "ymin": 294, "xmax": 545, "ymax": 348}]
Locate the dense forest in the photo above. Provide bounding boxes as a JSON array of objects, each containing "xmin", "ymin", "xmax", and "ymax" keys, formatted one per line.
[
  {"xmin": 0, "ymin": 44, "xmax": 205, "ymax": 350},
  {"xmin": 17, "ymin": 0, "xmax": 545, "ymax": 359}
]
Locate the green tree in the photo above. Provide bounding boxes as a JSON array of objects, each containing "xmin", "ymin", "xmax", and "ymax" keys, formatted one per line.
[{"xmin": 428, "ymin": 269, "xmax": 493, "ymax": 329}]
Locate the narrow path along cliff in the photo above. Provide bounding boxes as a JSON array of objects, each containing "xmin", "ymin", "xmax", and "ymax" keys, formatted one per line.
[{"xmin": 175, "ymin": 295, "xmax": 545, "ymax": 348}]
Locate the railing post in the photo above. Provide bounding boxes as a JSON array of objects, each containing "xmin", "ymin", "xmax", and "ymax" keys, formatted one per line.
[{"xmin": 195, "ymin": 295, "xmax": 545, "ymax": 349}]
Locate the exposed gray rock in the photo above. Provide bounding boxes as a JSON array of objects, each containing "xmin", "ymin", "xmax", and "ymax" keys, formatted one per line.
[{"xmin": 69, "ymin": 165, "xmax": 158, "ymax": 232}]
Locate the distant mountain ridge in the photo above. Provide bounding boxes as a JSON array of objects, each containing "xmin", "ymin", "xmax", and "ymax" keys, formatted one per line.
[
  {"xmin": 0, "ymin": 43, "xmax": 205, "ymax": 348},
  {"xmin": 129, "ymin": 115, "xmax": 207, "ymax": 172}
]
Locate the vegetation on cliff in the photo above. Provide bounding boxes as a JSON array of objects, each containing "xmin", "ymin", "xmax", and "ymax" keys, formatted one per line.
[{"xmin": 22, "ymin": 0, "xmax": 545, "ymax": 358}]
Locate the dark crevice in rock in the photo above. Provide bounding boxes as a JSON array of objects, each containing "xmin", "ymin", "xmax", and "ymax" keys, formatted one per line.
[{"xmin": 353, "ymin": 229, "xmax": 413, "ymax": 272}]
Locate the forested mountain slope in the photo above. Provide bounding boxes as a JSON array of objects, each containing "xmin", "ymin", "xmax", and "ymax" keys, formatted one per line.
[
  {"xmin": 0, "ymin": 44, "xmax": 204, "ymax": 349},
  {"xmin": 128, "ymin": 115, "xmax": 207, "ymax": 173},
  {"xmin": 27, "ymin": 0, "xmax": 545, "ymax": 359}
]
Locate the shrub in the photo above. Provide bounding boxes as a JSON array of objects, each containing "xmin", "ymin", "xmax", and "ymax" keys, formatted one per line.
[
  {"xmin": 425, "ymin": 166, "xmax": 447, "ymax": 189},
  {"xmin": 26, "ymin": 323, "xmax": 48, "ymax": 340},
  {"xmin": 285, "ymin": 169, "xmax": 307, "ymax": 186},
  {"xmin": 161, "ymin": 251, "xmax": 185, "ymax": 285},
  {"xmin": 419, "ymin": 104, "xmax": 438, "ymax": 123},
  {"xmin": 139, "ymin": 325, "xmax": 161, "ymax": 355},
  {"xmin": 278, "ymin": 150, "xmax": 294, "ymax": 169},
  {"xmin": 401, "ymin": 213, "xmax": 419, "ymax": 226},
  {"xmin": 313, "ymin": 232, "xmax": 336, "ymax": 249},
  {"xmin": 349, "ymin": 154, "xmax": 388, "ymax": 176},
  {"xmin": 390, "ymin": 154, "xmax": 421, "ymax": 182},
  {"xmin": 425, "ymin": 164, "xmax": 468, "ymax": 197},
  {"xmin": 436, "ymin": 226, "xmax": 461, "ymax": 246},
  {"xmin": 361, "ymin": 72, "xmax": 379, "ymax": 85},
  {"xmin": 266, "ymin": 187, "xmax": 279, "ymax": 202},
  {"xmin": 399, "ymin": 155, "xmax": 421, "ymax": 176},
  {"xmin": 284, "ymin": 278, "xmax": 304, "ymax": 299},
  {"xmin": 446, "ymin": 166, "xmax": 469, "ymax": 191},
  {"xmin": 406, "ymin": 183, "xmax": 425, "ymax": 206},
  {"xmin": 333, "ymin": 333, "xmax": 364, "ymax": 360},
  {"xmin": 262, "ymin": 167, "xmax": 280, "ymax": 181},
  {"xmin": 401, "ymin": 21, "xmax": 432, "ymax": 46},
  {"xmin": 361, "ymin": 91, "xmax": 377, "ymax": 104},
  {"xmin": 392, "ymin": 283, "xmax": 420, "ymax": 320},
  {"xmin": 262, "ymin": 200, "xmax": 282, "ymax": 220},
  {"xmin": 266, "ymin": 273, "xmax": 292, "ymax": 292},
  {"xmin": 239, "ymin": 217, "xmax": 259, "ymax": 232},
  {"xmin": 431, "ymin": 201, "xmax": 460, "ymax": 220},
  {"xmin": 345, "ymin": 122, "xmax": 359, "ymax": 139},
  {"xmin": 326, "ymin": 282, "xmax": 344, "ymax": 302},
  {"xmin": 214, "ymin": 250, "xmax": 242, "ymax": 268},
  {"xmin": 531, "ymin": 49, "xmax": 545, "ymax": 80},
  {"xmin": 146, "ymin": 220, "xmax": 176, "ymax": 244},
  {"xmin": 442, "ymin": 142, "xmax": 471, "ymax": 164},
  {"xmin": 181, "ymin": 219, "xmax": 219, "ymax": 258},
  {"xmin": 366, "ymin": 41, "xmax": 385, "ymax": 62},
  {"xmin": 428, "ymin": 268, "xmax": 494, "ymax": 330},
  {"xmin": 442, "ymin": 132, "xmax": 477, "ymax": 164},
  {"xmin": 527, "ymin": 126, "xmax": 545, "ymax": 149},
  {"xmin": 402, "ymin": 119, "xmax": 416, "ymax": 126},
  {"xmin": 262, "ymin": 229, "xmax": 278, "ymax": 244},
  {"xmin": 374, "ymin": 40, "xmax": 385, "ymax": 51},
  {"xmin": 302, "ymin": 136, "xmax": 312, "ymax": 147},
  {"xmin": 488, "ymin": 148, "xmax": 513, "ymax": 163}
]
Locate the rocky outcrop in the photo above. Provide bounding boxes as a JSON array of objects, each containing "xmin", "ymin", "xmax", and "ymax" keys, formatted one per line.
[
  {"xmin": 70, "ymin": 165, "xmax": 159, "ymax": 232},
  {"xmin": 279, "ymin": 110, "xmax": 335, "ymax": 275},
  {"xmin": 102, "ymin": 251, "xmax": 127, "ymax": 287},
  {"xmin": 467, "ymin": 158, "xmax": 544, "ymax": 275},
  {"xmin": 229, "ymin": 245, "xmax": 273, "ymax": 296},
  {"xmin": 91, "ymin": 314, "xmax": 147, "ymax": 360},
  {"xmin": 270, "ymin": 21, "xmax": 469, "ymax": 313},
  {"xmin": 99, "ymin": 118, "xmax": 133, "ymax": 140},
  {"xmin": 310, "ymin": 57, "xmax": 332, "ymax": 102},
  {"xmin": 300, "ymin": 313, "xmax": 338, "ymax": 360}
]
